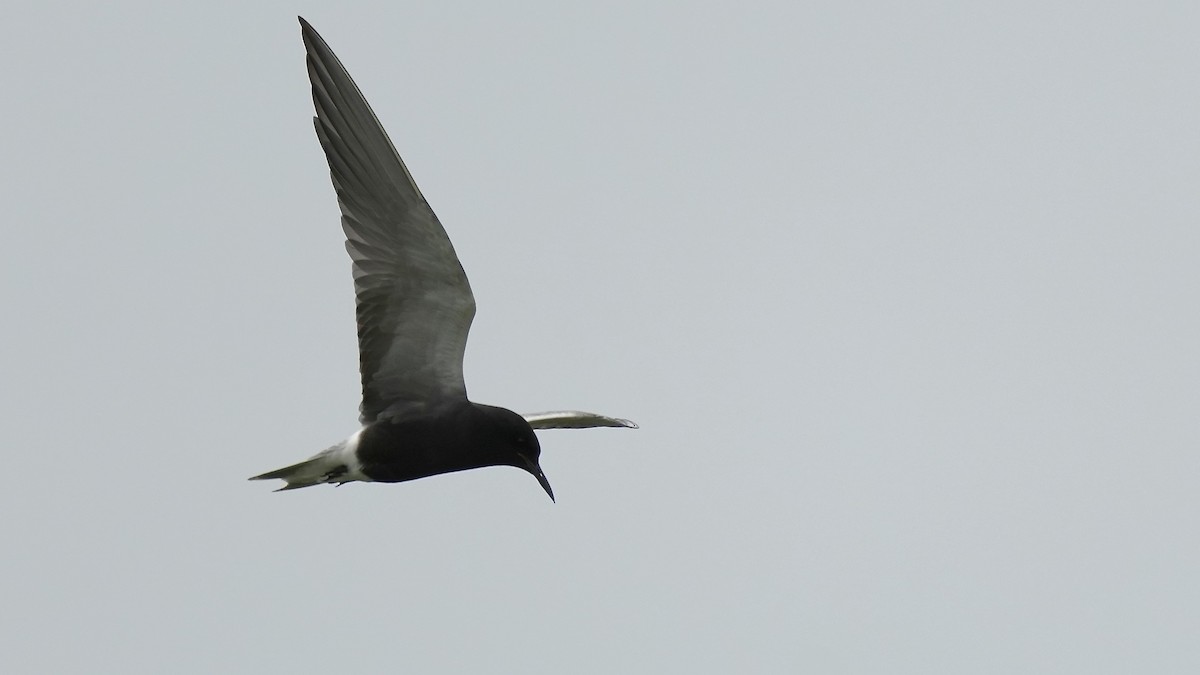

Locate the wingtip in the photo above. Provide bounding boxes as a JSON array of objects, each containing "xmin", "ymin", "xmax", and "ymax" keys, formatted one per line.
[
  {"xmin": 297, "ymin": 16, "xmax": 319, "ymax": 43},
  {"xmin": 606, "ymin": 416, "xmax": 639, "ymax": 429},
  {"xmin": 601, "ymin": 415, "xmax": 639, "ymax": 429}
]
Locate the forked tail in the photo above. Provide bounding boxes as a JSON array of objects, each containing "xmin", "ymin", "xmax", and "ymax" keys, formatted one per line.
[{"xmin": 249, "ymin": 443, "xmax": 357, "ymax": 491}]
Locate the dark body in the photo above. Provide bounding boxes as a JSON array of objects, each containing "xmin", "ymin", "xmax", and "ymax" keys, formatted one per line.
[
  {"xmin": 249, "ymin": 19, "xmax": 633, "ymax": 499},
  {"xmin": 358, "ymin": 403, "xmax": 540, "ymax": 483}
]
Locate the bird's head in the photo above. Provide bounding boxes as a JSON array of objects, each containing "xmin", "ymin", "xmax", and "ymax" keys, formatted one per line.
[{"xmin": 476, "ymin": 404, "xmax": 554, "ymax": 502}]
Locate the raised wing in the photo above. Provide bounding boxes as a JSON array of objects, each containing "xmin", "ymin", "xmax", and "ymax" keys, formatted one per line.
[
  {"xmin": 523, "ymin": 411, "xmax": 639, "ymax": 430},
  {"xmin": 301, "ymin": 18, "xmax": 476, "ymax": 423}
]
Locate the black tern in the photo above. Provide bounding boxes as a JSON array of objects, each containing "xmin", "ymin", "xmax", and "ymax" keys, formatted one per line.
[{"xmin": 250, "ymin": 18, "xmax": 636, "ymax": 501}]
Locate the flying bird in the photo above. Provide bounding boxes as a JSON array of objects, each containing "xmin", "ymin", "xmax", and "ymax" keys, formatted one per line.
[{"xmin": 250, "ymin": 17, "xmax": 636, "ymax": 500}]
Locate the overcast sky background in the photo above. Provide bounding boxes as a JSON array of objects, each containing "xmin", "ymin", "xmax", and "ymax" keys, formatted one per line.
[{"xmin": 3, "ymin": 1, "xmax": 1198, "ymax": 672}]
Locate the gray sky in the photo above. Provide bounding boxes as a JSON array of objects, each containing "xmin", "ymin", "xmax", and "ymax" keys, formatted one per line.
[{"xmin": 3, "ymin": 1, "xmax": 1198, "ymax": 672}]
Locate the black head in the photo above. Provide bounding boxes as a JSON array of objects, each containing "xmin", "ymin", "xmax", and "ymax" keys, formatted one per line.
[{"xmin": 473, "ymin": 404, "xmax": 554, "ymax": 502}]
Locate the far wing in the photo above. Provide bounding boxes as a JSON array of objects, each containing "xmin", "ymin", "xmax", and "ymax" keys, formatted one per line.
[{"xmin": 523, "ymin": 411, "xmax": 639, "ymax": 430}]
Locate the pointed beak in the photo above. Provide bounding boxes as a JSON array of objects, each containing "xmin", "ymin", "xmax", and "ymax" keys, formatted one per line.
[{"xmin": 518, "ymin": 454, "xmax": 555, "ymax": 502}]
